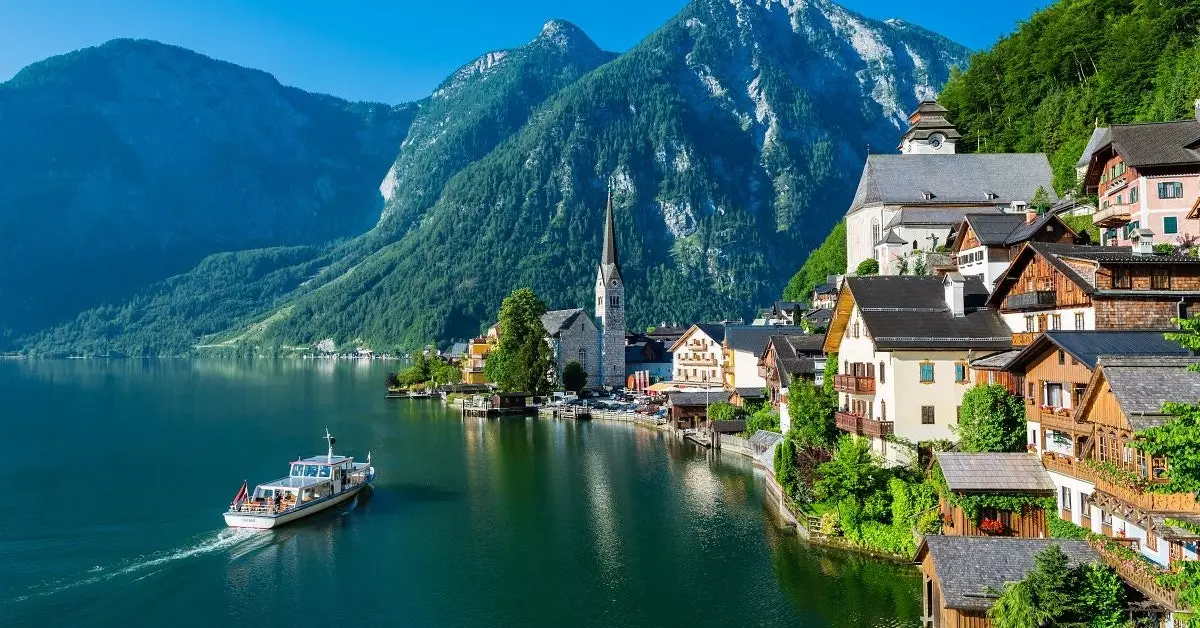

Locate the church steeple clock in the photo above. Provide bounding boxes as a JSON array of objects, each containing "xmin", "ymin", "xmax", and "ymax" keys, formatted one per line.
[{"xmin": 595, "ymin": 191, "xmax": 626, "ymax": 388}]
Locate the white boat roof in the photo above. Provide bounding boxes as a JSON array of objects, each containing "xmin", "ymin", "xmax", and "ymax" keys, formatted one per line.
[
  {"xmin": 259, "ymin": 476, "xmax": 327, "ymax": 490},
  {"xmin": 296, "ymin": 455, "xmax": 351, "ymax": 465}
]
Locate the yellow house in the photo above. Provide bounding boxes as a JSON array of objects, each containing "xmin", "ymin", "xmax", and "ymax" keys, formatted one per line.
[{"xmin": 461, "ymin": 324, "xmax": 500, "ymax": 385}]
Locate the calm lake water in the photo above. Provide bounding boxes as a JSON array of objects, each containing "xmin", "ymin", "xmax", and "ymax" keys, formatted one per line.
[{"xmin": 0, "ymin": 359, "xmax": 921, "ymax": 627}]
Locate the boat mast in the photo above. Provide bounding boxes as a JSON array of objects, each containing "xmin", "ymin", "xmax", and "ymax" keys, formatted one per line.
[{"xmin": 325, "ymin": 428, "xmax": 335, "ymax": 463}]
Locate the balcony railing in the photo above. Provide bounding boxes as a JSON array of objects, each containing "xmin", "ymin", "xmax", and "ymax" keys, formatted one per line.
[
  {"xmin": 834, "ymin": 411, "xmax": 894, "ymax": 438},
  {"xmin": 1040, "ymin": 453, "xmax": 1200, "ymax": 514},
  {"xmin": 1005, "ymin": 290, "xmax": 1057, "ymax": 310},
  {"xmin": 1093, "ymin": 204, "xmax": 1132, "ymax": 228},
  {"xmin": 678, "ymin": 357, "xmax": 718, "ymax": 366},
  {"xmin": 1091, "ymin": 539, "xmax": 1180, "ymax": 610},
  {"xmin": 1012, "ymin": 332, "xmax": 1037, "ymax": 346},
  {"xmin": 833, "ymin": 374, "xmax": 875, "ymax": 394},
  {"xmin": 1036, "ymin": 406, "xmax": 1080, "ymax": 432},
  {"xmin": 861, "ymin": 416, "xmax": 895, "ymax": 438},
  {"xmin": 835, "ymin": 410, "xmax": 861, "ymax": 435}
]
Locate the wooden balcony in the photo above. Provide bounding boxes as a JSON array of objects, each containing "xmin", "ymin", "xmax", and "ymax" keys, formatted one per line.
[
  {"xmin": 1091, "ymin": 539, "xmax": 1179, "ymax": 610},
  {"xmin": 835, "ymin": 410, "xmax": 861, "ymax": 435},
  {"xmin": 1012, "ymin": 332, "xmax": 1037, "ymax": 347},
  {"xmin": 861, "ymin": 416, "xmax": 895, "ymax": 438},
  {"xmin": 1005, "ymin": 290, "xmax": 1057, "ymax": 311},
  {"xmin": 1040, "ymin": 453, "xmax": 1200, "ymax": 514},
  {"xmin": 1035, "ymin": 406, "xmax": 1081, "ymax": 432},
  {"xmin": 833, "ymin": 374, "xmax": 875, "ymax": 394},
  {"xmin": 678, "ymin": 357, "xmax": 718, "ymax": 366},
  {"xmin": 834, "ymin": 411, "xmax": 893, "ymax": 438},
  {"xmin": 1093, "ymin": 204, "xmax": 1132, "ymax": 228},
  {"xmin": 1093, "ymin": 475, "xmax": 1200, "ymax": 514}
]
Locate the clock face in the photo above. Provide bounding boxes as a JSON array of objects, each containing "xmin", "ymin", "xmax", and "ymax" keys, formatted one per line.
[
  {"xmin": 929, "ymin": 134, "xmax": 943, "ymax": 149},
  {"xmin": 610, "ymin": 280, "xmax": 618, "ymax": 287}
]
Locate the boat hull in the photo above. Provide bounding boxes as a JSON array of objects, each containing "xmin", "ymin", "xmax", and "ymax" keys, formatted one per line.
[{"xmin": 224, "ymin": 471, "xmax": 374, "ymax": 529}]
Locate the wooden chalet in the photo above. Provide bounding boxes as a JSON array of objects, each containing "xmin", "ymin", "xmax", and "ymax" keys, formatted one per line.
[
  {"xmin": 1000, "ymin": 330, "xmax": 1192, "ymax": 459},
  {"xmin": 935, "ymin": 452, "xmax": 1055, "ymax": 538},
  {"xmin": 917, "ymin": 536, "xmax": 1099, "ymax": 628},
  {"xmin": 987, "ymin": 241, "xmax": 1200, "ymax": 347},
  {"xmin": 950, "ymin": 211, "xmax": 1077, "ymax": 290}
]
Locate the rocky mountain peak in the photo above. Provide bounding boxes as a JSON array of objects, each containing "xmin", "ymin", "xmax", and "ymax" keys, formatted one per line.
[{"xmin": 536, "ymin": 19, "xmax": 598, "ymax": 52}]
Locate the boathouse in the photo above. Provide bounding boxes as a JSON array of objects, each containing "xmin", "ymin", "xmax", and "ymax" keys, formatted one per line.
[{"xmin": 935, "ymin": 452, "xmax": 1055, "ymax": 538}]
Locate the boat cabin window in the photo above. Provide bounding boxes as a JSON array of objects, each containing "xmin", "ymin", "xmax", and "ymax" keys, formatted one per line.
[
  {"xmin": 318, "ymin": 466, "xmax": 331, "ymax": 478},
  {"xmin": 304, "ymin": 465, "xmax": 319, "ymax": 477},
  {"xmin": 291, "ymin": 463, "xmax": 303, "ymax": 476}
]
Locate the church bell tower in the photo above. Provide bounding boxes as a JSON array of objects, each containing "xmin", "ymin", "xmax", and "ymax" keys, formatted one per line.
[{"xmin": 595, "ymin": 192, "xmax": 626, "ymax": 388}]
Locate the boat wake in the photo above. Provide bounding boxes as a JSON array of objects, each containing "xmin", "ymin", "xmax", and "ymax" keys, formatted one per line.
[{"xmin": 12, "ymin": 528, "xmax": 267, "ymax": 603}]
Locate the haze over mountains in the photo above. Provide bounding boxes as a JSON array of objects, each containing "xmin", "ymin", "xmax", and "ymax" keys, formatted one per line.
[{"xmin": 4, "ymin": 0, "xmax": 969, "ymax": 355}]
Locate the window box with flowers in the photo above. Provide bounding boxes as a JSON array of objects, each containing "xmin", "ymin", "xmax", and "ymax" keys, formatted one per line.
[{"xmin": 978, "ymin": 517, "xmax": 1005, "ymax": 535}]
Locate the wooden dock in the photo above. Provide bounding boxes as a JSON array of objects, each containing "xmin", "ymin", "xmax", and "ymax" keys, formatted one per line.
[{"xmin": 683, "ymin": 431, "xmax": 712, "ymax": 448}]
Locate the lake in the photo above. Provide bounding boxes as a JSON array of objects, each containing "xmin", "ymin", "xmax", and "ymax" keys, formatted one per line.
[{"xmin": 0, "ymin": 359, "xmax": 920, "ymax": 627}]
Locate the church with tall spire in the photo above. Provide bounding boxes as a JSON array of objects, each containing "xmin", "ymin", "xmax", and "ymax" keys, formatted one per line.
[{"xmin": 595, "ymin": 192, "xmax": 626, "ymax": 388}]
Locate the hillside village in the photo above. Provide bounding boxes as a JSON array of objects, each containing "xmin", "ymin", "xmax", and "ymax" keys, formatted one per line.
[{"xmin": 440, "ymin": 98, "xmax": 1200, "ymax": 627}]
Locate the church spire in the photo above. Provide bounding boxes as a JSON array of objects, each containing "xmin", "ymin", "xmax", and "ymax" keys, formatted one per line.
[{"xmin": 601, "ymin": 190, "xmax": 621, "ymax": 278}]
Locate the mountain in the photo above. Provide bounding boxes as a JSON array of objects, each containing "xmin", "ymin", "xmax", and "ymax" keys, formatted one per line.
[
  {"xmin": 236, "ymin": 1, "xmax": 968, "ymax": 349},
  {"xmin": 0, "ymin": 39, "xmax": 417, "ymax": 347},
  {"xmin": 14, "ymin": 2, "xmax": 969, "ymax": 355}
]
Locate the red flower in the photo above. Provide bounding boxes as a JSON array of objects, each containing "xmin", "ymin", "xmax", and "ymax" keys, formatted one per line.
[{"xmin": 979, "ymin": 518, "xmax": 1005, "ymax": 535}]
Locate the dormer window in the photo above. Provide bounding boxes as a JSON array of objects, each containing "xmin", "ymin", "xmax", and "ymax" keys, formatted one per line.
[
  {"xmin": 922, "ymin": 191, "xmax": 936, "ymax": 200},
  {"xmin": 984, "ymin": 191, "xmax": 999, "ymax": 200}
]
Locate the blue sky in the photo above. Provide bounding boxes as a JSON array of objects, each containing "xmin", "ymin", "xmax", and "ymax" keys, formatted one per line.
[{"xmin": 1, "ymin": 0, "xmax": 1048, "ymax": 103}]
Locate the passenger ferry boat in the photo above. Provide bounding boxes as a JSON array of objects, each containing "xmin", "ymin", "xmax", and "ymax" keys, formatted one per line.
[{"xmin": 224, "ymin": 430, "xmax": 375, "ymax": 529}]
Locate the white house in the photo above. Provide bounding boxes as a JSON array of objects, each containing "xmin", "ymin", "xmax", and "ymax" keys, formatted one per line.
[
  {"xmin": 823, "ymin": 274, "xmax": 1012, "ymax": 466},
  {"xmin": 669, "ymin": 324, "xmax": 726, "ymax": 386}
]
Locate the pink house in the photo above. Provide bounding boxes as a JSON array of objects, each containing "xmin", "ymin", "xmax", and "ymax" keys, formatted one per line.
[{"xmin": 1082, "ymin": 112, "xmax": 1200, "ymax": 248}]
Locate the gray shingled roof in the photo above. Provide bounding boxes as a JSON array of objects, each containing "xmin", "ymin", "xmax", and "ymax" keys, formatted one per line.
[
  {"xmin": 1097, "ymin": 357, "xmax": 1200, "ymax": 429},
  {"xmin": 711, "ymin": 419, "xmax": 747, "ymax": 434},
  {"xmin": 885, "ymin": 207, "xmax": 985, "ymax": 229},
  {"xmin": 936, "ymin": 453, "xmax": 1056, "ymax": 493},
  {"xmin": 667, "ymin": 390, "xmax": 730, "ymax": 407},
  {"xmin": 848, "ymin": 154, "xmax": 1056, "ymax": 215},
  {"xmin": 1003, "ymin": 211, "xmax": 1073, "ymax": 246},
  {"xmin": 921, "ymin": 537, "xmax": 1098, "ymax": 611},
  {"xmin": 694, "ymin": 323, "xmax": 727, "ymax": 344},
  {"xmin": 962, "ymin": 213, "xmax": 1027, "ymax": 246},
  {"xmin": 1107, "ymin": 120, "xmax": 1200, "ymax": 168},
  {"xmin": 734, "ymin": 387, "xmax": 766, "ymax": 399},
  {"xmin": 749, "ymin": 430, "xmax": 784, "ymax": 447},
  {"xmin": 768, "ymin": 334, "xmax": 822, "ymax": 387},
  {"xmin": 846, "ymin": 276, "xmax": 1013, "ymax": 350},
  {"xmin": 1077, "ymin": 127, "xmax": 1111, "ymax": 168},
  {"xmin": 541, "ymin": 309, "xmax": 588, "ymax": 337},
  {"xmin": 970, "ymin": 350, "xmax": 1021, "ymax": 370},
  {"xmin": 725, "ymin": 325, "xmax": 804, "ymax": 353},
  {"xmin": 1004, "ymin": 331, "xmax": 1194, "ymax": 374}
]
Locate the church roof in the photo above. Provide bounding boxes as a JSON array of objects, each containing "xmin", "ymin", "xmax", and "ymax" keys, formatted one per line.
[
  {"xmin": 848, "ymin": 154, "xmax": 1056, "ymax": 215},
  {"xmin": 599, "ymin": 191, "xmax": 622, "ymax": 284},
  {"xmin": 541, "ymin": 309, "xmax": 592, "ymax": 338}
]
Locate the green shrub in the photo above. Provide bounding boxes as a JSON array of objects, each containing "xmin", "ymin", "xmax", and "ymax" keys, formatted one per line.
[
  {"xmin": 1047, "ymin": 515, "xmax": 1090, "ymax": 540},
  {"xmin": 857, "ymin": 521, "xmax": 915, "ymax": 555},
  {"xmin": 839, "ymin": 497, "xmax": 863, "ymax": 538},
  {"xmin": 818, "ymin": 511, "xmax": 841, "ymax": 536},
  {"xmin": 855, "ymin": 258, "xmax": 879, "ymax": 276},
  {"xmin": 863, "ymin": 489, "xmax": 892, "ymax": 524}
]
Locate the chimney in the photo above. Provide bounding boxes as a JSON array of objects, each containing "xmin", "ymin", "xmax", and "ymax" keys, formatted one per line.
[
  {"xmin": 1131, "ymin": 228, "xmax": 1155, "ymax": 256},
  {"xmin": 943, "ymin": 271, "xmax": 966, "ymax": 317},
  {"xmin": 1194, "ymin": 98, "xmax": 1200, "ymax": 122}
]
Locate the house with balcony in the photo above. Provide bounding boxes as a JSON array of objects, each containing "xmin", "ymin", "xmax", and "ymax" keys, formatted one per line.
[
  {"xmin": 822, "ymin": 273, "xmax": 1012, "ymax": 466},
  {"xmin": 1036, "ymin": 357, "xmax": 1200, "ymax": 600},
  {"xmin": 668, "ymin": 324, "xmax": 726, "ymax": 386},
  {"xmin": 1000, "ymin": 330, "xmax": 1193, "ymax": 461},
  {"xmin": 461, "ymin": 325, "xmax": 500, "ymax": 385},
  {"xmin": 845, "ymin": 100, "xmax": 1057, "ymax": 276},
  {"xmin": 949, "ymin": 211, "xmax": 1077, "ymax": 291},
  {"xmin": 758, "ymin": 334, "xmax": 826, "ymax": 432},
  {"xmin": 988, "ymin": 240, "xmax": 1200, "ymax": 348},
  {"xmin": 1081, "ymin": 113, "xmax": 1200, "ymax": 247},
  {"xmin": 934, "ymin": 452, "xmax": 1056, "ymax": 538},
  {"xmin": 722, "ymin": 325, "xmax": 806, "ymax": 395}
]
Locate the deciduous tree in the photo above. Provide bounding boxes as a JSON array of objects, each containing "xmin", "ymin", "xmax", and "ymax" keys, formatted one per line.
[
  {"xmin": 484, "ymin": 288, "xmax": 555, "ymax": 394},
  {"xmin": 955, "ymin": 385, "xmax": 1027, "ymax": 452}
]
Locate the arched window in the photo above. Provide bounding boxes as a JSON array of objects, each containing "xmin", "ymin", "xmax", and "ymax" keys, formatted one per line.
[
  {"xmin": 880, "ymin": 400, "xmax": 887, "ymax": 421},
  {"xmin": 871, "ymin": 220, "xmax": 881, "ymax": 246},
  {"xmin": 578, "ymin": 348, "xmax": 586, "ymax": 366},
  {"xmin": 879, "ymin": 362, "xmax": 886, "ymax": 384}
]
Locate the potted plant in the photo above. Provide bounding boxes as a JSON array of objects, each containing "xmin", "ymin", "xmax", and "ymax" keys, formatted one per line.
[{"xmin": 978, "ymin": 517, "xmax": 1005, "ymax": 535}]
